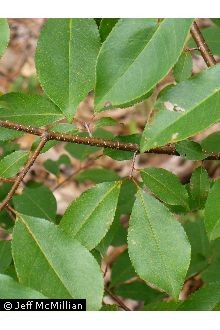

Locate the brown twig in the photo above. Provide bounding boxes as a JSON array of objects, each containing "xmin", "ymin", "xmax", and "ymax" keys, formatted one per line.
[
  {"xmin": 0, "ymin": 133, "xmax": 48, "ymax": 212},
  {"xmin": 0, "ymin": 176, "xmax": 16, "ymax": 183},
  {"xmin": 0, "ymin": 120, "xmax": 220, "ymax": 160},
  {"xmin": 190, "ymin": 21, "xmax": 216, "ymax": 67},
  {"xmin": 104, "ymin": 286, "xmax": 131, "ymax": 311}
]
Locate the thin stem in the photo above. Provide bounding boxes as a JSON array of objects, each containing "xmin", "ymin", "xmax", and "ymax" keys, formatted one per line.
[
  {"xmin": 104, "ymin": 286, "xmax": 131, "ymax": 311},
  {"xmin": 0, "ymin": 133, "xmax": 48, "ymax": 212},
  {"xmin": 190, "ymin": 21, "xmax": 216, "ymax": 67},
  {"xmin": 0, "ymin": 176, "xmax": 16, "ymax": 183},
  {"xmin": 129, "ymin": 151, "xmax": 138, "ymax": 178},
  {"xmin": 0, "ymin": 119, "xmax": 219, "ymax": 160}
]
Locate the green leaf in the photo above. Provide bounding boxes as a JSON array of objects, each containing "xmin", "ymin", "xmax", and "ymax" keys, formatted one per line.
[
  {"xmin": 0, "ymin": 274, "xmax": 47, "ymax": 299},
  {"xmin": 60, "ymin": 181, "xmax": 121, "ymax": 250},
  {"xmin": 128, "ymin": 188, "xmax": 191, "ymax": 299},
  {"xmin": 110, "ymin": 250, "xmax": 136, "ymax": 287},
  {"xmin": 178, "ymin": 282, "xmax": 220, "ymax": 310},
  {"xmin": 141, "ymin": 64, "xmax": 220, "ymax": 152},
  {"xmin": 204, "ymin": 180, "xmax": 220, "ymax": 240},
  {"xmin": 0, "ymin": 150, "xmax": 28, "ymax": 178},
  {"xmin": 95, "ymin": 180, "xmax": 137, "ymax": 255},
  {"xmin": 0, "ymin": 240, "xmax": 12, "ymax": 272},
  {"xmin": 116, "ymin": 179, "xmax": 137, "ymax": 215},
  {"xmin": 99, "ymin": 18, "xmax": 119, "ymax": 42},
  {"xmin": 0, "ymin": 129, "xmax": 22, "ymax": 142},
  {"xmin": 95, "ymin": 18, "xmax": 193, "ymax": 111},
  {"xmin": 12, "ymin": 214, "xmax": 103, "ymax": 310},
  {"xmin": 94, "ymin": 218, "xmax": 120, "ymax": 256},
  {"xmin": 76, "ymin": 168, "xmax": 120, "ymax": 183},
  {"xmin": 0, "ymin": 19, "xmax": 9, "ymax": 58},
  {"xmin": 4, "ymin": 264, "xmax": 18, "ymax": 281},
  {"xmin": 0, "ymin": 141, "xmax": 19, "ymax": 157},
  {"xmin": 201, "ymin": 132, "xmax": 220, "ymax": 153},
  {"xmin": 176, "ymin": 140, "xmax": 205, "ymax": 160},
  {"xmin": 114, "ymin": 281, "xmax": 164, "ymax": 302},
  {"xmin": 183, "ymin": 218, "xmax": 210, "ymax": 277},
  {"xmin": 13, "ymin": 185, "xmax": 57, "ymax": 222},
  {"xmin": 141, "ymin": 168, "xmax": 189, "ymax": 208},
  {"xmin": 0, "ymin": 93, "xmax": 63, "ymax": 126},
  {"xmin": 189, "ymin": 167, "xmax": 210, "ymax": 210},
  {"xmin": 173, "ymin": 51, "xmax": 192, "ymax": 83},
  {"xmin": 36, "ymin": 18, "xmax": 100, "ymax": 121}
]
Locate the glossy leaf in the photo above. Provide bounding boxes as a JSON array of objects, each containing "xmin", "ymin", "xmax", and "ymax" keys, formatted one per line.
[
  {"xmin": 12, "ymin": 214, "xmax": 103, "ymax": 310},
  {"xmin": 173, "ymin": 51, "xmax": 192, "ymax": 83},
  {"xmin": 189, "ymin": 167, "xmax": 210, "ymax": 210},
  {"xmin": 178, "ymin": 282, "xmax": 220, "ymax": 310},
  {"xmin": 0, "ymin": 150, "xmax": 28, "ymax": 178},
  {"xmin": 201, "ymin": 132, "xmax": 220, "ymax": 153},
  {"xmin": 95, "ymin": 18, "xmax": 193, "ymax": 111},
  {"xmin": 60, "ymin": 181, "xmax": 121, "ymax": 250},
  {"xmin": 141, "ymin": 168, "xmax": 189, "ymax": 208},
  {"xmin": 36, "ymin": 18, "xmax": 100, "ymax": 121},
  {"xmin": 13, "ymin": 185, "xmax": 57, "ymax": 222},
  {"xmin": 99, "ymin": 18, "xmax": 119, "ymax": 41},
  {"xmin": 141, "ymin": 64, "xmax": 220, "ymax": 151},
  {"xmin": 204, "ymin": 180, "xmax": 220, "ymax": 240},
  {"xmin": 0, "ymin": 19, "xmax": 9, "ymax": 58},
  {"xmin": 128, "ymin": 188, "xmax": 191, "ymax": 299},
  {"xmin": 0, "ymin": 93, "xmax": 63, "ymax": 126},
  {"xmin": 176, "ymin": 140, "xmax": 205, "ymax": 160},
  {"xmin": 0, "ymin": 274, "xmax": 47, "ymax": 299},
  {"xmin": 0, "ymin": 240, "xmax": 12, "ymax": 272}
]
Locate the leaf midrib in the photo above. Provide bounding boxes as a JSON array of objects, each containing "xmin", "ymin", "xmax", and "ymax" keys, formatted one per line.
[
  {"xmin": 22, "ymin": 192, "xmax": 54, "ymax": 222},
  {"xmin": 0, "ymin": 152, "xmax": 28, "ymax": 177},
  {"xmin": 17, "ymin": 214, "xmax": 73, "ymax": 298},
  {"xmin": 73, "ymin": 182, "xmax": 120, "ymax": 238},
  {"xmin": 138, "ymin": 189, "xmax": 176, "ymax": 296}
]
